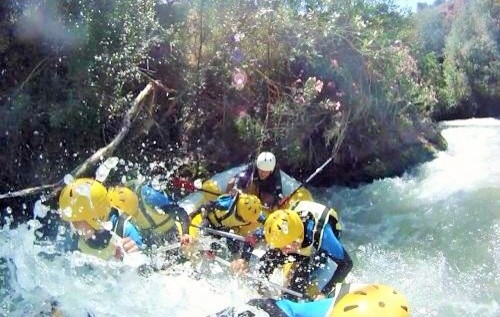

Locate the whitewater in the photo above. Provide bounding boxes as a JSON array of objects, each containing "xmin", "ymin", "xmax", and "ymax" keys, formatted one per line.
[{"xmin": 1, "ymin": 118, "xmax": 498, "ymax": 316}]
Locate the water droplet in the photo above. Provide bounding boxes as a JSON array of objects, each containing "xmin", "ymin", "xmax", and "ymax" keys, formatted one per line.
[
  {"xmin": 63, "ymin": 174, "xmax": 74, "ymax": 184},
  {"xmin": 75, "ymin": 183, "xmax": 91, "ymax": 198},
  {"xmin": 33, "ymin": 200, "xmax": 49, "ymax": 219}
]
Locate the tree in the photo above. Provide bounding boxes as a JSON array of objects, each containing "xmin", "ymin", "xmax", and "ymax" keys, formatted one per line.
[{"xmin": 442, "ymin": 0, "xmax": 499, "ymax": 116}]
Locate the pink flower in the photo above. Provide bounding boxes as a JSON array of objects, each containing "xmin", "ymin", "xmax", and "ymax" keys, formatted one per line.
[
  {"xmin": 232, "ymin": 69, "xmax": 247, "ymax": 90},
  {"xmin": 314, "ymin": 80, "xmax": 324, "ymax": 93}
]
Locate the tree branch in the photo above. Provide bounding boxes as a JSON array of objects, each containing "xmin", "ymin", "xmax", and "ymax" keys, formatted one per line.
[{"xmin": 0, "ymin": 82, "xmax": 156, "ymax": 200}]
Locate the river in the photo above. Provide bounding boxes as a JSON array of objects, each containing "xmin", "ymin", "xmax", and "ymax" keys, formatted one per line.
[{"xmin": 0, "ymin": 118, "xmax": 498, "ymax": 316}]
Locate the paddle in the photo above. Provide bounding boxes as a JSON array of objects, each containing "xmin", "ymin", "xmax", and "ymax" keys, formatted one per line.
[
  {"xmin": 190, "ymin": 224, "xmax": 246, "ymax": 242},
  {"xmin": 278, "ymin": 155, "xmax": 335, "ymax": 207}
]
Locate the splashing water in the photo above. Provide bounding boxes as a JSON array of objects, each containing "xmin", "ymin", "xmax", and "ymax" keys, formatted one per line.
[
  {"xmin": 0, "ymin": 222, "xmax": 261, "ymax": 316},
  {"xmin": 95, "ymin": 157, "xmax": 120, "ymax": 183}
]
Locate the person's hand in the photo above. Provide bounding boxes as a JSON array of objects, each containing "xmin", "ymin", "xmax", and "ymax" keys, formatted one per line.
[
  {"xmin": 122, "ymin": 237, "xmax": 139, "ymax": 254},
  {"xmin": 230, "ymin": 258, "xmax": 249, "ymax": 275},
  {"xmin": 314, "ymin": 293, "xmax": 326, "ymax": 300},
  {"xmin": 180, "ymin": 234, "xmax": 193, "ymax": 246},
  {"xmin": 114, "ymin": 237, "xmax": 139, "ymax": 260}
]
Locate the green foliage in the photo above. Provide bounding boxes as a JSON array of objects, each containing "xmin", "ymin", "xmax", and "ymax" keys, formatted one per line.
[
  {"xmin": 168, "ymin": 0, "xmax": 441, "ymax": 168},
  {"xmin": 420, "ymin": 52, "xmax": 447, "ymax": 114},
  {"xmin": 2, "ymin": 0, "xmax": 465, "ymax": 189},
  {"xmin": 442, "ymin": 0, "xmax": 499, "ymax": 113},
  {"xmin": 413, "ymin": 6, "xmax": 447, "ymax": 55},
  {"xmin": 234, "ymin": 114, "xmax": 264, "ymax": 148}
]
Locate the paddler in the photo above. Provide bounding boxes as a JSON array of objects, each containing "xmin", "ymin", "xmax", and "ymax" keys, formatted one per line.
[
  {"xmin": 226, "ymin": 151, "xmax": 284, "ymax": 210},
  {"xmin": 58, "ymin": 178, "xmax": 144, "ymax": 261},
  {"xmin": 107, "ymin": 182, "xmax": 193, "ymax": 248},
  {"xmin": 193, "ymin": 192, "xmax": 264, "ymax": 260},
  {"xmin": 234, "ymin": 203, "xmax": 352, "ymax": 300}
]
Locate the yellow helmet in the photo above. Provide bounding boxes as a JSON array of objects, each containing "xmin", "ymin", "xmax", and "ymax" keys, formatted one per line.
[
  {"xmin": 202, "ymin": 179, "xmax": 221, "ymax": 200},
  {"xmin": 236, "ymin": 193, "xmax": 262, "ymax": 223},
  {"xmin": 285, "ymin": 187, "xmax": 314, "ymax": 208},
  {"xmin": 328, "ymin": 284, "xmax": 410, "ymax": 317},
  {"xmin": 58, "ymin": 178, "xmax": 110, "ymax": 230},
  {"xmin": 107, "ymin": 186, "xmax": 139, "ymax": 217},
  {"xmin": 264, "ymin": 209, "xmax": 304, "ymax": 248}
]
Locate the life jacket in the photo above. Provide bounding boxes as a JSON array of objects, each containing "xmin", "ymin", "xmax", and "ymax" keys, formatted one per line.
[
  {"xmin": 77, "ymin": 213, "xmax": 131, "ymax": 260},
  {"xmin": 133, "ymin": 185, "xmax": 179, "ymax": 236},
  {"xmin": 205, "ymin": 194, "xmax": 254, "ymax": 232},
  {"xmin": 291, "ymin": 200, "xmax": 342, "ymax": 257}
]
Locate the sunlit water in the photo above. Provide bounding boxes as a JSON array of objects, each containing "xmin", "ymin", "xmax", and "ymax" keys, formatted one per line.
[
  {"xmin": 1, "ymin": 118, "xmax": 499, "ymax": 316},
  {"xmin": 318, "ymin": 118, "xmax": 500, "ymax": 317}
]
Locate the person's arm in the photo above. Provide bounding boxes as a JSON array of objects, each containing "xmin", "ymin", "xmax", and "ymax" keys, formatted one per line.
[
  {"xmin": 240, "ymin": 227, "xmax": 264, "ymax": 261},
  {"xmin": 319, "ymin": 224, "xmax": 345, "ymax": 260},
  {"xmin": 231, "ymin": 165, "xmax": 253, "ymax": 192},
  {"xmin": 273, "ymin": 168, "xmax": 284, "ymax": 202},
  {"xmin": 123, "ymin": 221, "xmax": 143, "ymax": 248},
  {"xmin": 226, "ymin": 165, "xmax": 250, "ymax": 192},
  {"xmin": 257, "ymin": 248, "xmax": 286, "ymax": 277},
  {"xmin": 196, "ymin": 200, "xmax": 217, "ymax": 227},
  {"xmin": 319, "ymin": 224, "xmax": 353, "ymax": 293}
]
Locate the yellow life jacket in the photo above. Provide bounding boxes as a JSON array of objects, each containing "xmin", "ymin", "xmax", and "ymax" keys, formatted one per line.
[
  {"xmin": 207, "ymin": 208, "xmax": 248, "ymax": 229},
  {"xmin": 77, "ymin": 214, "xmax": 131, "ymax": 260},
  {"xmin": 134, "ymin": 197, "xmax": 178, "ymax": 235},
  {"xmin": 291, "ymin": 200, "xmax": 342, "ymax": 257},
  {"xmin": 204, "ymin": 195, "xmax": 256, "ymax": 235}
]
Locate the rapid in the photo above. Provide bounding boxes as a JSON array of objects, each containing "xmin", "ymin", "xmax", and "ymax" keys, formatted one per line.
[{"xmin": 1, "ymin": 118, "xmax": 499, "ymax": 316}]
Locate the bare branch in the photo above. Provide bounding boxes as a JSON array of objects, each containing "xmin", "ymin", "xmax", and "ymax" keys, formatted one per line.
[{"xmin": 0, "ymin": 82, "xmax": 156, "ymax": 200}]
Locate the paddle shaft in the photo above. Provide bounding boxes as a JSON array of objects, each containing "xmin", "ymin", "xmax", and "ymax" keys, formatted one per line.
[
  {"xmin": 190, "ymin": 224, "xmax": 246, "ymax": 242},
  {"xmin": 279, "ymin": 155, "xmax": 335, "ymax": 206}
]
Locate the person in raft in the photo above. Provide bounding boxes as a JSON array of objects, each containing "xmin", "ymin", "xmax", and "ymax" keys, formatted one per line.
[
  {"xmin": 194, "ymin": 192, "xmax": 264, "ymax": 258},
  {"xmin": 58, "ymin": 178, "xmax": 143, "ymax": 261},
  {"xmin": 226, "ymin": 151, "xmax": 284, "ymax": 210},
  {"xmin": 107, "ymin": 182, "xmax": 192, "ymax": 248},
  {"xmin": 231, "ymin": 203, "xmax": 352, "ymax": 300}
]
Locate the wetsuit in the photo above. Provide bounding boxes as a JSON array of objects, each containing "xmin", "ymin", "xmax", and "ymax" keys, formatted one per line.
[
  {"xmin": 209, "ymin": 297, "xmax": 334, "ymax": 317},
  {"xmin": 208, "ymin": 282, "xmax": 363, "ymax": 317}
]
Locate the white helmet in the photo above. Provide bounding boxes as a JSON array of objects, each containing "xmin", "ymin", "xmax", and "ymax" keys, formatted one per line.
[{"xmin": 256, "ymin": 152, "xmax": 276, "ymax": 172}]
